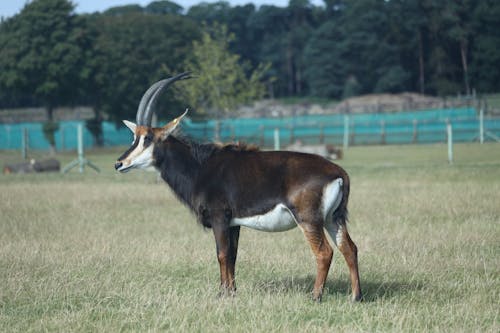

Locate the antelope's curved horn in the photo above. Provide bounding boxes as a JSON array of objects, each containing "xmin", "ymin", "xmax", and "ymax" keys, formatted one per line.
[{"xmin": 136, "ymin": 72, "xmax": 191, "ymax": 126}]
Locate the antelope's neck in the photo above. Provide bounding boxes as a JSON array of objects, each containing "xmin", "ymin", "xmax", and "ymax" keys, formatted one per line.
[{"xmin": 153, "ymin": 136, "xmax": 200, "ymax": 209}]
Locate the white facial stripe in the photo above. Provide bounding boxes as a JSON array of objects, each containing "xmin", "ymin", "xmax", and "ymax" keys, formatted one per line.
[
  {"xmin": 120, "ymin": 135, "xmax": 154, "ymax": 170},
  {"xmin": 230, "ymin": 203, "xmax": 298, "ymax": 232}
]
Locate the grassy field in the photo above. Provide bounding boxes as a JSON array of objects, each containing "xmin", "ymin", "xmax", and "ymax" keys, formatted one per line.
[{"xmin": 1, "ymin": 143, "xmax": 499, "ymax": 332}]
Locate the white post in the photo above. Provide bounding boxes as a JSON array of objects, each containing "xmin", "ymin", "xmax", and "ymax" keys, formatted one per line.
[
  {"xmin": 214, "ymin": 120, "xmax": 220, "ymax": 141},
  {"xmin": 274, "ymin": 128, "xmax": 280, "ymax": 151},
  {"xmin": 479, "ymin": 107, "xmax": 484, "ymax": 144},
  {"xmin": 60, "ymin": 125, "xmax": 65, "ymax": 151},
  {"xmin": 343, "ymin": 114, "xmax": 349, "ymax": 150},
  {"xmin": 447, "ymin": 123, "xmax": 453, "ymax": 164},
  {"xmin": 77, "ymin": 124, "xmax": 84, "ymax": 173},
  {"xmin": 22, "ymin": 127, "xmax": 28, "ymax": 159},
  {"xmin": 62, "ymin": 123, "xmax": 100, "ymax": 174}
]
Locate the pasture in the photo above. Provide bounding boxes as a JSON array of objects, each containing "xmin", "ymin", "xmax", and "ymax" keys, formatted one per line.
[{"xmin": 1, "ymin": 143, "xmax": 499, "ymax": 332}]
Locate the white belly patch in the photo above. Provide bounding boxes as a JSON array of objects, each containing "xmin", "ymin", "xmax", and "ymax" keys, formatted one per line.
[
  {"xmin": 230, "ymin": 203, "xmax": 298, "ymax": 232},
  {"xmin": 229, "ymin": 178, "xmax": 343, "ymax": 232}
]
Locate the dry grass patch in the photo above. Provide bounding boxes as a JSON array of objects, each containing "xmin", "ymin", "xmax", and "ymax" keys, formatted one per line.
[{"xmin": 1, "ymin": 143, "xmax": 499, "ymax": 332}]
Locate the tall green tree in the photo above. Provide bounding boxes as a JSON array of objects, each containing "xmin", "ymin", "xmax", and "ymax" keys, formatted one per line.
[
  {"xmin": 0, "ymin": 0, "xmax": 87, "ymax": 151},
  {"xmin": 145, "ymin": 1, "xmax": 184, "ymax": 15},
  {"xmin": 246, "ymin": 1, "xmax": 321, "ymax": 97},
  {"xmin": 186, "ymin": 1, "xmax": 258, "ymax": 64},
  {"xmin": 440, "ymin": 0, "xmax": 476, "ymax": 95},
  {"xmin": 182, "ymin": 24, "xmax": 268, "ymax": 117},
  {"xmin": 305, "ymin": 0, "xmax": 409, "ymax": 98},
  {"xmin": 422, "ymin": 0, "xmax": 468, "ymax": 95},
  {"xmin": 386, "ymin": 0, "xmax": 428, "ymax": 94},
  {"xmin": 470, "ymin": 0, "xmax": 500, "ymax": 93},
  {"xmin": 103, "ymin": 5, "xmax": 143, "ymax": 16},
  {"xmin": 246, "ymin": 5, "xmax": 289, "ymax": 97},
  {"xmin": 86, "ymin": 12, "xmax": 200, "ymax": 124}
]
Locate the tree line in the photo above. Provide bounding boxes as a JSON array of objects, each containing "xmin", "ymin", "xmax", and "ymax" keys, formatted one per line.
[{"xmin": 1, "ymin": 0, "xmax": 499, "ymax": 146}]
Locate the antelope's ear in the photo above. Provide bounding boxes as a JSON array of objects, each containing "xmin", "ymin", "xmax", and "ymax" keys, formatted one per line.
[
  {"xmin": 123, "ymin": 120, "xmax": 137, "ymax": 133},
  {"xmin": 160, "ymin": 109, "xmax": 188, "ymax": 140}
]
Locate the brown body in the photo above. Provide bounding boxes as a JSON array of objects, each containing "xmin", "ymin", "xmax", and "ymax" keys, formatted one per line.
[{"xmin": 115, "ymin": 73, "xmax": 362, "ymax": 302}]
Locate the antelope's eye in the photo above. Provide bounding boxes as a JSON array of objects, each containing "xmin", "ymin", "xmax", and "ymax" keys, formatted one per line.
[{"xmin": 144, "ymin": 133, "xmax": 153, "ymax": 144}]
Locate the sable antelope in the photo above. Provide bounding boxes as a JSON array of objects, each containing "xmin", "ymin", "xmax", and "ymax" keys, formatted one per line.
[{"xmin": 115, "ymin": 73, "xmax": 362, "ymax": 302}]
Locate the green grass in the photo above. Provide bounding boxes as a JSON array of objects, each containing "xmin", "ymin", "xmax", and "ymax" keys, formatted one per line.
[{"xmin": 1, "ymin": 143, "xmax": 499, "ymax": 332}]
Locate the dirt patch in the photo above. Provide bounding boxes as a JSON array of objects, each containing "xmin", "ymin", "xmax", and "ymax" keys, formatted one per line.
[{"xmin": 236, "ymin": 93, "xmax": 476, "ymax": 118}]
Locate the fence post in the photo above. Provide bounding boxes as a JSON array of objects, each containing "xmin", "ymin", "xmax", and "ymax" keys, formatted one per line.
[
  {"xmin": 22, "ymin": 127, "xmax": 28, "ymax": 159},
  {"xmin": 479, "ymin": 107, "xmax": 484, "ymax": 144},
  {"xmin": 412, "ymin": 119, "xmax": 418, "ymax": 143},
  {"xmin": 274, "ymin": 128, "xmax": 280, "ymax": 150},
  {"xmin": 319, "ymin": 124, "xmax": 325, "ymax": 144},
  {"xmin": 447, "ymin": 122, "xmax": 453, "ymax": 164},
  {"xmin": 343, "ymin": 114, "xmax": 349, "ymax": 149},
  {"xmin": 6, "ymin": 125, "xmax": 11, "ymax": 149},
  {"xmin": 214, "ymin": 120, "xmax": 220, "ymax": 142},
  {"xmin": 77, "ymin": 124, "xmax": 84, "ymax": 172},
  {"xmin": 380, "ymin": 120, "xmax": 386, "ymax": 145},
  {"xmin": 62, "ymin": 123, "xmax": 100, "ymax": 173},
  {"xmin": 60, "ymin": 124, "xmax": 65, "ymax": 151},
  {"xmin": 259, "ymin": 125, "xmax": 265, "ymax": 147}
]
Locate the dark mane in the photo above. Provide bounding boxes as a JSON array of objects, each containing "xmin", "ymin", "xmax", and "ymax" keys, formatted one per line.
[
  {"xmin": 218, "ymin": 142, "xmax": 259, "ymax": 153},
  {"xmin": 173, "ymin": 135, "xmax": 259, "ymax": 165}
]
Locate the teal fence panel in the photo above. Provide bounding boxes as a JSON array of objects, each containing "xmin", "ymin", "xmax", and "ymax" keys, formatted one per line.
[
  {"xmin": 181, "ymin": 107, "xmax": 493, "ymax": 147},
  {"xmin": 0, "ymin": 121, "xmax": 130, "ymax": 150},
  {"xmin": 1, "ymin": 107, "xmax": 499, "ymax": 150}
]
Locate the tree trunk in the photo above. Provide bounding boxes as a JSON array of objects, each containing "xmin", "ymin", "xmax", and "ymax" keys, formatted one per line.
[
  {"xmin": 460, "ymin": 39, "xmax": 470, "ymax": 95},
  {"xmin": 418, "ymin": 30, "xmax": 425, "ymax": 94},
  {"xmin": 87, "ymin": 106, "xmax": 104, "ymax": 147},
  {"xmin": 295, "ymin": 65, "xmax": 302, "ymax": 96},
  {"xmin": 286, "ymin": 45, "xmax": 294, "ymax": 96},
  {"xmin": 45, "ymin": 105, "xmax": 57, "ymax": 155}
]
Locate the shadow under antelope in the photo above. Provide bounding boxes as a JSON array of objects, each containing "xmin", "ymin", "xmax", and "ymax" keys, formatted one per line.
[{"xmin": 114, "ymin": 73, "xmax": 362, "ymax": 302}]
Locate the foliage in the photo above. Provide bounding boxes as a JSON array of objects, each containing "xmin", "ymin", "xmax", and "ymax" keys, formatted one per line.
[
  {"xmin": 0, "ymin": 0, "xmax": 85, "ymax": 111},
  {"xmin": 1, "ymin": 0, "xmax": 500, "ymax": 131},
  {"xmin": 470, "ymin": 0, "xmax": 500, "ymax": 93},
  {"xmin": 145, "ymin": 0, "xmax": 184, "ymax": 15},
  {"xmin": 85, "ymin": 12, "xmax": 200, "ymax": 123},
  {"xmin": 103, "ymin": 4, "xmax": 143, "ymax": 16},
  {"xmin": 0, "ymin": 0, "xmax": 89, "ymax": 150},
  {"xmin": 182, "ymin": 24, "xmax": 268, "ymax": 117}
]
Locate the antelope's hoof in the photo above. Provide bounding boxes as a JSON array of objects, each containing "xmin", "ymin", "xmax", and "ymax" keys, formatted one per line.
[
  {"xmin": 312, "ymin": 292, "xmax": 323, "ymax": 303},
  {"xmin": 352, "ymin": 293, "xmax": 363, "ymax": 302},
  {"xmin": 218, "ymin": 287, "xmax": 237, "ymax": 298}
]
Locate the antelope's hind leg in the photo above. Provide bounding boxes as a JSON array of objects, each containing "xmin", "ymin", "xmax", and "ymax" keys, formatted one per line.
[
  {"xmin": 325, "ymin": 221, "xmax": 363, "ymax": 302},
  {"xmin": 298, "ymin": 222, "xmax": 334, "ymax": 302}
]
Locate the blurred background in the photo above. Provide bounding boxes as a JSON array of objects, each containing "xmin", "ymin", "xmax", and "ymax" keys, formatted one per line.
[{"xmin": 1, "ymin": 0, "xmax": 500, "ymax": 153}]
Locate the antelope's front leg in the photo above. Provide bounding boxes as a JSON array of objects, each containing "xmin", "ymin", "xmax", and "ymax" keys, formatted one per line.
[{"xmin": 212, "ymin": 223, "xmax": 239, "ymax": 296}]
